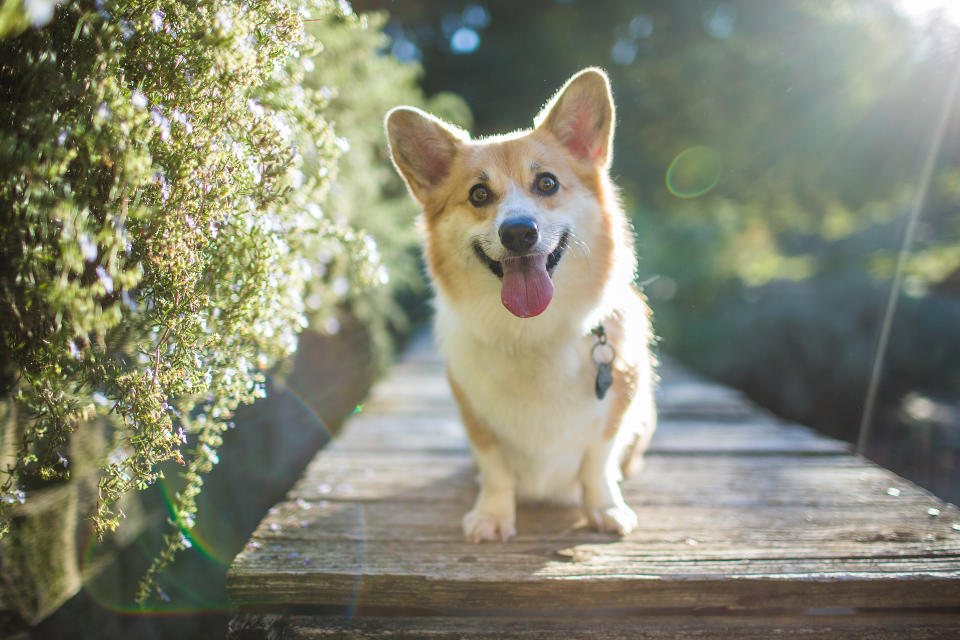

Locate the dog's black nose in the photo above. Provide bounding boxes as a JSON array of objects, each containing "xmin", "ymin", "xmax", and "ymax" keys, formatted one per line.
[{"xmin": 499, "ymin": 218, "xmax": 540, "ymax": 253}]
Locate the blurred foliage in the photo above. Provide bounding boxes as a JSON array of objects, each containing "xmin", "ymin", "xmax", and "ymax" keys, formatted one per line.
[
  {"xmin": 356, "ymin": 0, "xmax": 960, "ymax": 442},
  {"xmin": 0, "ymin": 0, "xmax": 420, "ymax": 603},
  {"xmin": 299, "ymin": 9, "xmax": 470, "ymax": 363},
  {"xmin": 0, "ymin": 0, "xmax": 59, "ymax": 38}
]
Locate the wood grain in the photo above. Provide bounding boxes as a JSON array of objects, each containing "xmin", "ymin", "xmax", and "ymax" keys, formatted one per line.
[
  {"xmin": 227, "ymin": 613, "xmax": 960, "ymax": 640},
  {"xmin": 227, "ymin": 329, "xmax": 960, "ymax": 632}
]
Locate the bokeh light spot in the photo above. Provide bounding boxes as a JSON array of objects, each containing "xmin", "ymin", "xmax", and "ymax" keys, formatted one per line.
[
  {"xmin": 703, "ymin": 5, "xmax": 736, "ymax": 39},
  {"xmin": 666, "ymin": 146, "xmax": 723, "ymax": 198},
  {"xmin": 450, "ymin": 27, "xmax": 480, "ymax": 54},
  {"xmin": 391, "ymin": 36, "xmax": 421, "ymax": 62},
  {"xmin": 630, "ymin": 14, "xmax": 654, "ymax": 38},
  {"xmin": 611, "ymin": 37, "xmax": 638, "ymax": 65},
  {"xmin": 463, "ymin": 4, "xmax": 490, "ymax": 29}
]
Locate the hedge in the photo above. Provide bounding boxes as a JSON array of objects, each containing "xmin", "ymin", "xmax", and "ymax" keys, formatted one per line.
[{"xmin": 0, "ymin": 0, "xmax": 418, "ymax": 602}]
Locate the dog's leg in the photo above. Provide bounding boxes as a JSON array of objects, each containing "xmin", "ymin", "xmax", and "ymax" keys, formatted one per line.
[
  {"xmin": 462, "ymin": 445, "xmax": 517, "ymax": 543},
  {"xmin": 447, "ymin": 370, "xmax": 517, "ymax": 542},
  {"xmin": 619, "ymin": 406, "xmax": 656, "ymax": 477},
  {"xmin": 579, "ymin": 435, "xmax": 638, "ymax": 536},
  {"xmin": 583, "ymin": 326, "xmax": 651, "ymax": 533}
]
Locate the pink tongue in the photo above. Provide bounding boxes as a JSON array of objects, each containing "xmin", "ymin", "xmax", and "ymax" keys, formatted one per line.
[{"xmin": 500, "ymin": 255, "xmax": 554, "ymax": 318}]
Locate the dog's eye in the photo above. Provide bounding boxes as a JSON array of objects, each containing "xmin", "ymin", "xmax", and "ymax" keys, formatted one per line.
[
  {"xmin": 469, "ymin": 184, "xmax": 491, "ymax": 206},
  {"xmin": 535, "ymin": 172, "xmax": 559, "ymax": 195}
]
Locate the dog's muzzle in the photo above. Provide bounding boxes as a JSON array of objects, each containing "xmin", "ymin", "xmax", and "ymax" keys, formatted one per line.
[
  {"xmin": 472, "ymin": 229, "xmax": 569, "ymax": 281},
  {"xmin": 472, "ymin": 228, "xmax": 570, "ymax": 318}
]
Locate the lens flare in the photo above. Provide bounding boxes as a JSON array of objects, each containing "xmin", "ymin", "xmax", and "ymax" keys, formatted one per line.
[
  {"xmin": 666, "ymin": 146, "xmax": 722, "ymax": 198},
  {"xmin": 79, "ymin": 372, "xmax": 368, "ymax": 621}
]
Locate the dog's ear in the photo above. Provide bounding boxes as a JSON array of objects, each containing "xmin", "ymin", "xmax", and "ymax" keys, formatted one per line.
[
  {"xmin": 385, "ymin": 107, "xmax": 466, "ymax": 203},
  {"xmin": 535, "ymin": 68, "xmax": 615, "ymax": 167}
]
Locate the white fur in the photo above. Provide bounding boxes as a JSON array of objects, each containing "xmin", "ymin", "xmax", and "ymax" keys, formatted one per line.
[{"xmin": 433, "ymin": 188, "xmax": 654, "ymax": 540}]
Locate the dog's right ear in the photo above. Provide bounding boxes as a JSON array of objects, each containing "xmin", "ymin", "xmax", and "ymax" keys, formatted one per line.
[{"xmin": 385, "ymin": 107, "xmax": 466, "ymax": 204}]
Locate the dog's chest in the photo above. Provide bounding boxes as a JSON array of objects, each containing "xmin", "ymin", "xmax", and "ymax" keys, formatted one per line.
[{"xmin": 444, "ymin": 332, "xmax": 606, "ymax": 455}]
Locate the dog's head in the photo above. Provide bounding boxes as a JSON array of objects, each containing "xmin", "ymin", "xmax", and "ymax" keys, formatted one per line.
[{"xmin": 386, "ymin": 68, "xmax": 617, "ymax": 320}]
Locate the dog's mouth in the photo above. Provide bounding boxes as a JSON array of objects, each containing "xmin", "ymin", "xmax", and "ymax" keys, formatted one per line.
[{"xmin": 472, "ymin": 230, "xmax": 569, "ymax": 318}]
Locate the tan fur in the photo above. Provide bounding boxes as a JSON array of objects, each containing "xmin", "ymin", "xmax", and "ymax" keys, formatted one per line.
[
  {"xmin": 385, "ymin": 68, "xmax": 656, "ymax": 542},
  {"xmin": 446, "ymin": 370, "xmax": 498, "ymax": 452},
  {"xmin": 604, "ymin": 356, "xmax": 638, "ymax": 442},
  {"xmin": 602, "ymin": 290, "xmax": 658, "ymax": 475}
]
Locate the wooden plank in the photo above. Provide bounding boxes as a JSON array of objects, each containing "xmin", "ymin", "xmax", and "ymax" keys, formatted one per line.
[
  {"xmin": 334, "ymin": 414, "xmax": 468, "ymax": 452},
  {"xmin": 335, "ymin": 416, "xmax": 849, "ymax": 455},
  {"xmin": 656, "ymin": 382, "xmax": 759, "ymax": 418},
  {"xmin": 240, "ymin": 500, "xmax": 960, "ymax": 546},
  {"xmin": 228, "ymin": 562, "xmax": 960, "ymax": 613},
  {"xmin": 227, "ymin": 613, "xmax": 960, "ymax": 640},
  {"xmin": 229, "ymin": 448, "xmax": 960, "ymax": 610},
  {"xmin": 283, "ymin": 453, "xmax": 932, "ymax": 507},
  {"xmin": 227, "ymin": 330, "xmax": 960, "ymax": 621},
  {"xmin": 649, "ymin": 420, "xmax": 850, "ymax": 454}
]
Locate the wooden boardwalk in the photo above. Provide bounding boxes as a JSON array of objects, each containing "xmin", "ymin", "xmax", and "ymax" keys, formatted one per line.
[{"xmin": 227, "ymin": 330, "xmax": 960, "ymax": 638}]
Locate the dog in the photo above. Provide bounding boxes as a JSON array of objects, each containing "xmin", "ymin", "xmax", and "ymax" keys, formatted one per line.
[{"xmin": 385, "ymin": 68, "xmax": 655, "ymax": 542}]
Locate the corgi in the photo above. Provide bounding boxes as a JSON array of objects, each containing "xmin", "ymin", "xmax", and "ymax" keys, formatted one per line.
[{"xmin": 385, "ymin": 68, "xmax": 655, "ymax": 542}]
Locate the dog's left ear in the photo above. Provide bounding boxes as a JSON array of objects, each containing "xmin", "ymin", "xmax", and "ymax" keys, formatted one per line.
[{"xmin": 535, "ymin": 68, "xmax": 615, "ymax": 168}]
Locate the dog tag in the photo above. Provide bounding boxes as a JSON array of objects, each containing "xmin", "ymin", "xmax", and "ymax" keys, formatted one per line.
[
  {"xmin": 591, "ymin": 325, "xmax": 616, "ymax": 401},
  {"xmin": 595, "ymin": 361, "xmax": 613, "ymax": 400}
]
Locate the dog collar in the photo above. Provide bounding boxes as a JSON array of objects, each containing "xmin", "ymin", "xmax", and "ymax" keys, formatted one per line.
[{"xmin": 591, "ymin": 325, "xmax": 616, "ymax": 400}]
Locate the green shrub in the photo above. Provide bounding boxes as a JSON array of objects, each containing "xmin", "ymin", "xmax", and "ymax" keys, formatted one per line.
[{"xmin": 0, "ymin": 0, "xmax": 387, "ymax": 602}]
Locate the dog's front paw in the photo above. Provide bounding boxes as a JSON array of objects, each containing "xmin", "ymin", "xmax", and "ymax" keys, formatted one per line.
[
  {"xmin": 586, "ymin": 504, "xmax": 638, "ymax": 536},
  {"xmin": 462, "ymin": 508, "xmax": 516, "ymax": 543}
]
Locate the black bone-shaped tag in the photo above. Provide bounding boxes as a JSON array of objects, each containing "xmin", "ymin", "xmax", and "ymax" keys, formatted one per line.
[
  {"xmin": 591, "ymin": 324, "xmax": 616, "ymax": 401},
  {"xmin": 595, "ymin": 361, "xmax": 613, "ymax": 400}
]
